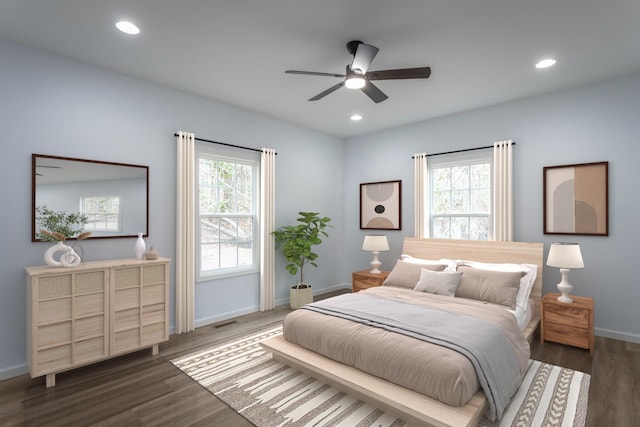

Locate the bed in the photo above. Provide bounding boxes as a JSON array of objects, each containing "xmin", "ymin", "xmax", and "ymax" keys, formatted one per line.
[{"xmin": 261, "ymin": 238, "xmax": 543, "ymax": 427}]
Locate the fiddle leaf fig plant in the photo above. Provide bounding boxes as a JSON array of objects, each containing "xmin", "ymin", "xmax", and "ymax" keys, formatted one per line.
[{"xmin": 273, "ymin": 211, "xmax": 332, "ymax": 286}]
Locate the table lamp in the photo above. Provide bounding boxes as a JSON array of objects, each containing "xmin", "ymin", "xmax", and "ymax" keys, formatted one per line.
[
  {"xmin": 362, "ymin": 235, "xmax": 389, "ymax": 274},
  {"xmin": 546, "ymin": 242, "xmax": 584, "ymax": 303}
]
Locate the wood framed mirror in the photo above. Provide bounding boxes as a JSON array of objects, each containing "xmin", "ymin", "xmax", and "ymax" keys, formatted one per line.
[{"xmin": 32, "ymin": 154, "xmax": 149, "ymax": 241}]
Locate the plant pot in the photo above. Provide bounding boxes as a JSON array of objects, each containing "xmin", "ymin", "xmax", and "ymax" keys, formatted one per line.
[{"xmin": 290, "ymin": 282, "xmax": 313, "ymax": 309}]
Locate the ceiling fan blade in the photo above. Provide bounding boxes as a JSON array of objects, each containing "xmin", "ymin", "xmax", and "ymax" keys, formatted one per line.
[
  {"xmin": 309, "ymin": 82, "xmax": 345, "ymax": 101},
  {"xmin": 285, "ymin": 70, "xmax": 345, "ymax": 78},
  {"xmin": 367, "ymin": 67, "xmax": 431, "ymax": 80},
  {"xmin": 361, "ymin": 81, "xmax": 388, "ymax": 103},
  {"xmin": 351, "ymin": 43, "xmax": 379, "ymax": 74}
]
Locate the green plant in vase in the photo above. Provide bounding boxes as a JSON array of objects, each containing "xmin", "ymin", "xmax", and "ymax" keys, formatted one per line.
[
  {"xmin": 36, "ymin": 206, "xmax": 91, "ymax": 267},
  {"xmin": 36, "ymin": 205, "xmax": 91, "ymax": 242},
  {"xmin": 273, "ymin": 211, "xmax": 332, "ymax": 287}
]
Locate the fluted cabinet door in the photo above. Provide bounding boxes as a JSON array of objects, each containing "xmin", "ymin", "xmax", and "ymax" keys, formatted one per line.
[{"xmin": 26, "ymin": 258, "xmax": 170, "ymax": 387}]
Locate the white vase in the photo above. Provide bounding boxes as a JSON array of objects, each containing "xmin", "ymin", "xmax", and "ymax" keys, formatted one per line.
[
  {"xmin": 135, "ymin": 233, "xmax": 146, "ymax": 260},
  {"xmin": 44, "ymin": 242, "xmax": 81, "ymax": 267}
]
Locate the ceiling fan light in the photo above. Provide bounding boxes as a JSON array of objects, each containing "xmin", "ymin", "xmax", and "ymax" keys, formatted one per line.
[{"xmin": 345, "ymin": 76, "xmax": 366, "ymax": 89}]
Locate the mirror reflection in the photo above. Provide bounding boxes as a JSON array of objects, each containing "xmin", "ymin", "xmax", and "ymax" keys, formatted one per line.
[{"xmin": 32, "ymin": 154, "xmax": 148, "ymax": 241}]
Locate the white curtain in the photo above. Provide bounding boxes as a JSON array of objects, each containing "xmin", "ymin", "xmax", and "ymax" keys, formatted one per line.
[
  {"xmin": 260, "ymin": 148, "xmax": 276, "ymax": 311},
  {"xmin": 175, "ymin": 131, "xmax": 195, "ymax": 333},
  {"xmin": 493, "ymin": 140, "xmax": 514, "ymax": 241},
  {"xmin": 413, "ymin": 152, "xmax": 429, "ymax": 238}
]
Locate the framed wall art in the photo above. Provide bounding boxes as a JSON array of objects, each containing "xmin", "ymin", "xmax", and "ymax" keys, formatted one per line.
[
  {"xmin": 543, "ymin": 161, "xmax": 608, "ymax": 236},
  {"xmin": 360, "ymin": 180, "xmax": 402, "ymax": 230}
]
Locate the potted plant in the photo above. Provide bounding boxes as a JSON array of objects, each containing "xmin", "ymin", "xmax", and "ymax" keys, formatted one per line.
[
  {"xmin": 36, "ymin": 205, "xmax": 91, "ymax": 266},
  {"xmin": 273, "ymin": 211, "xmax": 332, "ymax": 309}
]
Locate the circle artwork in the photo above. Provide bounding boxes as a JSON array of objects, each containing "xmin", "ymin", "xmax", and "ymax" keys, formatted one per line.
[{"xmin": 360, "ymin": 181, "xmax": 401, "ymax": 230}]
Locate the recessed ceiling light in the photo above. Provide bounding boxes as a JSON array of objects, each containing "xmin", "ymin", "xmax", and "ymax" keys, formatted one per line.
[
  {"xmin": 115, "ymin": 20, "xmax": 140, "ymax": 35},
  {"xmin": 535, "ymin": 58, "xmax": 556, "ymax": 69},
  {"xmin": 350, "ymin": 114, "xmax": 363, "ymax": 121}
]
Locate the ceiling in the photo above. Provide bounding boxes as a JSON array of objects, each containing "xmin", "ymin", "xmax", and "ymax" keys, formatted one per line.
[{"xmin": 1, "ymin": 1, "xmax": 639, "ymax": 138}]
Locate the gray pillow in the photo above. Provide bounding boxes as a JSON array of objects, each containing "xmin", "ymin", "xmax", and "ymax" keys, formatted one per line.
[
  {"xmin": 383, "ymin": 259, "xmax": 446, "ymax": 289},
  {"xmin": 455, "ymin": 265, "xmax": 524, "ymax": 309},
  {"xmin": 413, "ymin": 268, "xmax": 462, "ymax": 296}
]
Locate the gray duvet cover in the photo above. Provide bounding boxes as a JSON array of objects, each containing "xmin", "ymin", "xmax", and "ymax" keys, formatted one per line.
[{"xmin": 282, "ymin": 286, "xmax": 530, "ymax": 421}]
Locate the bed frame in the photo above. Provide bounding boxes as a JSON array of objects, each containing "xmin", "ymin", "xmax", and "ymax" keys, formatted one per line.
[{"xmin": 262, "ymin": 238, "xmax": 544, "ymax": 427}]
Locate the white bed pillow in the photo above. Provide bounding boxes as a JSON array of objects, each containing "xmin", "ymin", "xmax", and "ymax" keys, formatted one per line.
[
  {"xmin": 400, "ymin": 254, "xmax": 458, "ymax": 273},
  {"xmin": 383, "ymin": 259, "xmax": 446, "ymax": 289},
  {"xmin": 413, "ymin": 268, "xmax": 462, "ymax": 296},
  {"xmin": 457, "ymin": 260, "xmax": 537, "ymax": 309}
]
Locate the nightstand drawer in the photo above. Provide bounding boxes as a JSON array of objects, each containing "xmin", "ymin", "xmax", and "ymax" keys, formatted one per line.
[
  {"xmin": 358, "ymin": 276, "xmax": 385, "ymax": 287},
  {"xmin": 541, "ymin": 293, "xmax": 594, "ymax": 354},
  {"xmin": 544, "ymin": 322, "xmax": 590, "ymax": 349},
  {"xmin": 352, "ymin": 270, "xmax": 390, "ymax": 293},
  {"xmin": 544, "ymin": 305, "xmax": 589, "ymax": 328}
]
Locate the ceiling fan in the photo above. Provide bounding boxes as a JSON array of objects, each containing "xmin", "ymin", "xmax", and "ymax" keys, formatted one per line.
[{"xmin": 285, "ymin": 40, "xmax": 431, "ymax": 103}]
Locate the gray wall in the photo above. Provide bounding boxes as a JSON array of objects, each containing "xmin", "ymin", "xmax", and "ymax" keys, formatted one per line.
[
  {"xmin": 0, "ymin": 37, "xmax": 345, "ymax": 379},
  {"xmin": 343, "ymin": 73, "xmax": 640, "ymax": 344}
]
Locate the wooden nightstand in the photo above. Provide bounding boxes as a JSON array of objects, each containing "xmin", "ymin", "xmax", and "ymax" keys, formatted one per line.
[
  {"xmin": 352, "ymin": 270, "xmax": 390, "ymax": 292},
  {"xmin": 541, "ymin": 293, "xmax": 595, "ymax": 355}
]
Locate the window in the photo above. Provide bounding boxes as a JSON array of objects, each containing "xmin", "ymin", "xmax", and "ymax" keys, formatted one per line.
[
  {"xmin": 197, "ymin": 148, "xmax": 259, "ymax": 279},
  {"xmin": 429, "ymin": 151, "xmax": 492, "ymax": 240},
  {"xmin": 81, "ymin": 196, "xmax": 121, "ymax": 231}
]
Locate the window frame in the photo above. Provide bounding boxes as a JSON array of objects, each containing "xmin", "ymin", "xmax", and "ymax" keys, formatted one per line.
[
  {"xmin": 195, "ymin": 144, "xmax": 260, "ymax": 281},
  {"xmin": 428, "ymin": 149, "xmax": 494, "ymax": 240},
  {"xmin": 80, "ymin": 195, "xmax": 122, "ymax": 232}
]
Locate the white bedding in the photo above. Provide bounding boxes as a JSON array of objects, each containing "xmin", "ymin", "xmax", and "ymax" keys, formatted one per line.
[{"xmin": 510, "ymin": 298, "xmax": 534, "ymax": 331}]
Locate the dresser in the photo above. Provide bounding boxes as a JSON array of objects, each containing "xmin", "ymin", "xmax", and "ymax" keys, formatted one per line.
[
  {"xmin": 541, "ymin": 292, "xmax": 595, "ymax": 354},
  {"xmin": 26, "ymin": 258, "xmax": 170, "ymax": 387},
  {"xmin": 352, "ymin": 270, "xmax": 390, "ymax": 292}
]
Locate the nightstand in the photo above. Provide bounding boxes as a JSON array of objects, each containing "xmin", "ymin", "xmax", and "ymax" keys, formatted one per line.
[
  {"xmin": 541, "ymin": 293, "xmax": 595, "ymax": 355},
  {"xmin": 352, "ymin": 270, "xmax": 390, "ymax": 292}
]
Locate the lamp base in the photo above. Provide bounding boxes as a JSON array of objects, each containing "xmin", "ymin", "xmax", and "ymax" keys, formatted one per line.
[
  {"xmin": 370, "ymin": 251, "xmax": 382, "ymax": 274},
  {"xmin": 556, "ymin": 268, "xmax": 574, "ymax": 304}
]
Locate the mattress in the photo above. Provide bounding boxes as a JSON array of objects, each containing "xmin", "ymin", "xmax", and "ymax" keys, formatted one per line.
[{"xmin": 282, "ymin": 286, "xmax": 530, "ymax": 409}]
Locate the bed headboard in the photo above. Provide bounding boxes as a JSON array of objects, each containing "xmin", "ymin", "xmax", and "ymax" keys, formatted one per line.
[{"xmin": 401, "ymin": 237, "xmax": 544, "ymax": 318}]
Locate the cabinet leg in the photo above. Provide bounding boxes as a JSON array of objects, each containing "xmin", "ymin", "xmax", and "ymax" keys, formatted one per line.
[
  {"xmin": 46, "ymin": 373, "xmax": 55, "ymax": 387},
  {"xmin": 151, "ymin": 344, "xmax": 159, "ymax": 356}
]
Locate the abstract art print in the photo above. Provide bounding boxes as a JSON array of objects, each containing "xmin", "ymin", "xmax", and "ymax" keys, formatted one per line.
[
  {"xmin": 543, "ymin": 162, "xmax": 608, "ymax": 236},
  {"xmin": 360, "ymin": 180, "xmax": 401, "ymax": 230}
]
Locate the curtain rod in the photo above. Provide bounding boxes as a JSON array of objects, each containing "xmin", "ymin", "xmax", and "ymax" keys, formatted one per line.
[
  {"xmin": 411, "ymin": 141, "xmax": 516, "ymax": 158},
  {"xmin": 173, "ymin": 133, "xmax": 276, "ymax": 155}
]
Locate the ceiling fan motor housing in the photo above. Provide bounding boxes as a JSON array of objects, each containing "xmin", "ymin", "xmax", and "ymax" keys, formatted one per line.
[{"xmin": 346, "ymin": 40, "xmax": 363, "ymax": 56}]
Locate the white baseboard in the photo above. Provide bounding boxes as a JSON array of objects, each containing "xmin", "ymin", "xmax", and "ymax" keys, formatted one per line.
[
  {"xmin": 195, "ymin": 305, "xmax": 260, "ymax": 329},
  {"xmin": 170, "ymin": 283, "xmax": 351, "ymax": 333},
  {"xmin": 0, "ymin": 363, "xmax": 28, "ymax": 381},
  {"xmin": 596, "ymin": 327, "xmax": 640, "ymax": 344}
]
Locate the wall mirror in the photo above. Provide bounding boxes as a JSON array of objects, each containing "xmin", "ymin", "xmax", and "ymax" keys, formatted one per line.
[{"xmin": 32, "ymin": 154, "xmax": 149, "ymax": 241}]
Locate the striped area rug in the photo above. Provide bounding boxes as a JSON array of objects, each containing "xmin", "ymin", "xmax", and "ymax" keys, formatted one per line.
[{"xmin": 171, "ymin": 326, "xmax": 589, "ymax": 427}]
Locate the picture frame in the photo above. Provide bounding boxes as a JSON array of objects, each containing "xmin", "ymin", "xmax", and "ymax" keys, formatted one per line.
[
  {"xmin": 360, "ymin": 180, "xmax": 402, "ymax": 230},
  {"xmin": 543, "ymin": 161, "xmax": 608, "ymax": 236}
]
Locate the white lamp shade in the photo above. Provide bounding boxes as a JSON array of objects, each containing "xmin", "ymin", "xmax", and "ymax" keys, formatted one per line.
[
  {"xmin": 546, "ymin": 243, "xmax": 584, "ymax": 269},
  {"xmin": 362, "ymin": 235, "xmax": 389, "ymax": 252}
]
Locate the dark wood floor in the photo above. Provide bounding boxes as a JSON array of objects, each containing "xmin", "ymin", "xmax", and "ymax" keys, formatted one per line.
[{"xmin": 1, "ymin": 291, "xmax": 638, "ymax": 426}]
